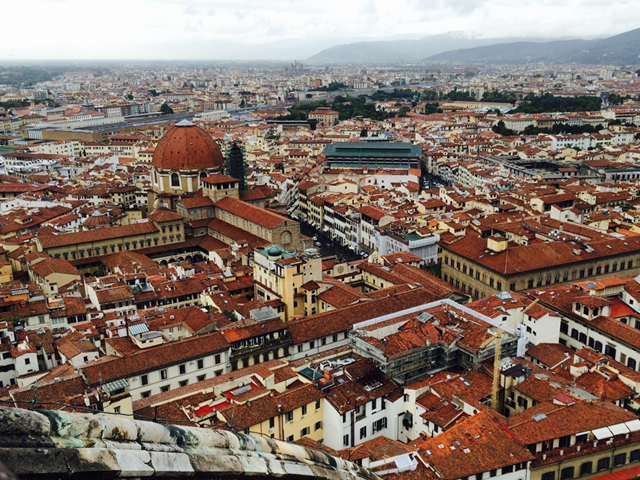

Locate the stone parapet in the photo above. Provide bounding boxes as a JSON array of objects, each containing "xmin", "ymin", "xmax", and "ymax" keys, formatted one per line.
[{"xmin": 0, "ymin": 407, "xmax": 379, "ymax": 479}]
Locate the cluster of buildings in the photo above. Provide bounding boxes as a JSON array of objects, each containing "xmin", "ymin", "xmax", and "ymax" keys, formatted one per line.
[{"xmin": 2, "ymin": 63, "xmax": 640, "ymax": 479}]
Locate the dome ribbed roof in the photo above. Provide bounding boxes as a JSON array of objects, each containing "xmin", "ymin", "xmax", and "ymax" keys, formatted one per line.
[{"xmin": 152, "ymin": 122, "xmax": 224, "ymax": 171}]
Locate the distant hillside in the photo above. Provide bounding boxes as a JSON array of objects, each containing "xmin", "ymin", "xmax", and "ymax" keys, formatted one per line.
[
  {"xmin": 306, "ymin": 34, "xmax": 557, "ymax": 64},
  {"xmin": 425, "ymin": 28, "xmax": 640, "ymax": 64}
]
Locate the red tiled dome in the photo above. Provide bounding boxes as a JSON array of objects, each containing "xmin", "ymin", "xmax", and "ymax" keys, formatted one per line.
[{"xmin": 152, "ymin": 121, "xmax": 224, "ymax": 171}]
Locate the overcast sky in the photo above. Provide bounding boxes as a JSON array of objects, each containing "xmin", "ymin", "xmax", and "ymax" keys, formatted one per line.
[{"xmin": 2, "ymin": 0, "xmax": 639, "ymax": 60}]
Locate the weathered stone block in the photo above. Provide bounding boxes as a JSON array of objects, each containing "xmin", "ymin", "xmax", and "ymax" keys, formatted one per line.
[
  {"xmin": 149, "ymin": 451, "xmax": 194, "ymax": 476},
  {"xmin": 0, "ymin": 408, "xmax": 49, "ymax": 438},
  {"xmin": 113, "ymin": 449, "xmax": 154, "ymax": 477},
  {"xmin": 64, "ymin": 448, "xmax": 121, "ymax": 478},
  {"xmin": 187, "ymin": 453, "xmax": 244, "ymax": 474},
  {"xmin": 0, "ymin": 448, "xmax": 67, "ymax": 476}
]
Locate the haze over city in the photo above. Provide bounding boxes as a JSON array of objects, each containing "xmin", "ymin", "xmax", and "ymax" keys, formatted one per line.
[{"xmin": 3, "ymin": 0, "xmax": 640, "ymax": 60}]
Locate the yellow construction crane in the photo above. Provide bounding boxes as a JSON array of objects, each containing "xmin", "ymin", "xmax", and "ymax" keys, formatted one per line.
[{"xmin": 480, "ymin": 297, "xmax": 539, "ymax": 411}]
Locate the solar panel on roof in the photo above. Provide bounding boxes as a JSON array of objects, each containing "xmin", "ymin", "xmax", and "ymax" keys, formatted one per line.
[
  {"xmin": 532, "ymin": 413, "xmax": 547, "ymax": 422},
  {"xmin": 231, "ymin": 384, "xmax": 252, "ymax": 396},
  {"xmin": 128, "ymin": 323, "xmax": 149, "ymax": 336},
  {"xmin": 103, "ymin": 378, "xmax": 129, "ymax": 392}
]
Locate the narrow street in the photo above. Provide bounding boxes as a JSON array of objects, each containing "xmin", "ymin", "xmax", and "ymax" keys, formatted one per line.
[{"xmin": 299, "ymin": 222, "xmax": 362, "ymax": 262}]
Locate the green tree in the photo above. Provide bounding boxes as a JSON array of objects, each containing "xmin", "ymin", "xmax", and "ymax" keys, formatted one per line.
[
  {"xmin": 421, "ymin": 90, "xmax": 439, "ymax": 101},
  {"xmin": 160, "ymin": 103, "xmax": 173, "ymax": 115},
  {"xmin": 492, "ymin": 121, "xmax": 515, "ymax": 136},
  {"xmin": 514, "ymin": 93, "xmax": 601, "ymax": 113},
  {"xmin": 225, "ymin": 142, "xmax": 247, "ymax": 192},
  {"xmin": 423, "ymin": 103, "xmax": 439, "ymax": 114},
  {"xmin": 360, "ymin": 128, "xmax": 368, "ymax": 137},
  {"xmin": 125, "ymin": 93, "xmax": 134, "ymax": 101}
]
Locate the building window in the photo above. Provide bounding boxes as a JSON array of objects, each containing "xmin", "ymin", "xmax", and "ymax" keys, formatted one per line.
[
  {"xmin": 302, "ymin": 405, "xmax": 307, "ymax": 416},
  {"xmin": 179, "ymin": 364, "xmax": 186, "ymax": 375},
  {"xmin": 560, "ymin": 467, "xmax": 574, "ymax": 480},
  {"xmin": 160, "ymin": 369, "xmax": 167, "ymax": 380},
  {"xmin": 287, "ymin": 435, "xmax": 294, "ymax": 442},
  {"xmin": 161, "ymin": 385, "xmax": 170, "ymax": 392},
  {"xmin": 140, "ymin": 391, "xmax": 151, "ymax": 398},
  {"xmin": 580, "ymin": 462, "xmax": 592, "ymax": 476},
  {"xmin": 630, "ymin": 449, "xmax": 640, "ymax": 462},
  {"xmin": 315, "ymin": 421, "xmax": 322, "ymax": 431},
  {"xmin": 541, "ymin": 472, "xmax": 555, "ymax": 480},
  {"xmin": 141, "ymin": 374, "xmax": 148, "ymax": 385},
  {"xmin": 197, "ymin": 359, "xmax": 204, "ymax": 369},
  {"xmin": 372, "ymin": 417, "xmax": 387, "ymax": 433},
  {"xmin": 300, "ymin": 427, "xmax": 310, "ymax": 437},
  {"xmin": 360, "ymin": 426, "xmax": 367, "ymax": 439},
  {"xmin": 215, "ymin": 354, "xmax": 221, "ymax": 364},
  {"xmin": 343, "ymin": 434, "xmax": 349, "ymax": 447},
  {"xmin": 597, "ymin": 457, "xmax": 610, "ymax": 471},
  {"xmin": 614, "ymin": 453, "xmax": 626, "ymax": 467},
  {"xmin": 171, "ymin": 173, "xmax": 180, "ymax": 187},
  {"xmin": 575, "ymin": 433, "xmax": 589, "ymax": 444},
  {"xmin": 179, "ymin": 380, "xmax": 188, "ymax": 387},
  {"xmin": 286, "ymin": 411, "xmax": 293, "ymax": 422}
]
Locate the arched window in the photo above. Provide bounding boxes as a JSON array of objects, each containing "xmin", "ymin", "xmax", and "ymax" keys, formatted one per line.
[
  {"xmin": 280, "ymin": 230, "xmax": 292, "ymax": 245},
  {"xmin": 170, "ymin": 173, "xmax": 180, "ymax": 187}
]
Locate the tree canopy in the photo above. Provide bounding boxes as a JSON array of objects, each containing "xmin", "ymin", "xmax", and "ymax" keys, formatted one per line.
[
  {"xmin": 514, "ymin": 93, "xmax": 601, "ymax": 113},
  {"xmin": 159, "ymin": 103, "xmax": 173, "ymax": 114}
]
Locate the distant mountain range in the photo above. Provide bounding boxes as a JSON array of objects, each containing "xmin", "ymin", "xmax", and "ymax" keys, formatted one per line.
[
  {"xmin": 425, "ymin": 28, "xmax": 640, "ymax": 64},
  {"xmin": 306, "ymin": 28, "xmax": 640, "ymax": 65},
  {"xmin": 306, "ymin": 34, "xmax": 556, "ymax": 64}
]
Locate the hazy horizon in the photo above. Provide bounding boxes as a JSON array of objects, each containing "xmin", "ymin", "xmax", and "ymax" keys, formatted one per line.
[{"xmin": 2, "ymin": 0, "xmax": 639, "ymax": 61}]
